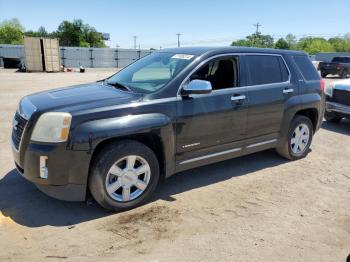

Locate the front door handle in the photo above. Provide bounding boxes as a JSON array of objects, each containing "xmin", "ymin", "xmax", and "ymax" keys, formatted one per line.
[
  {"xmin": 283, "ymin": 88, "xmax": 294, "ymax": 94},
  {"xmin": 231, "ymin": 95, "xmax": 246, "ymax": 101}
]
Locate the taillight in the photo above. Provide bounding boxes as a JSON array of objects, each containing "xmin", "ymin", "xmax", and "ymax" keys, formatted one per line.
[
  {"xmin": 328, "ymin": 83, "xmax": 334, "ymax": 97},
  {"xmin": 320, "ymin": 79, "xmax": 326, "ymax": 93}
]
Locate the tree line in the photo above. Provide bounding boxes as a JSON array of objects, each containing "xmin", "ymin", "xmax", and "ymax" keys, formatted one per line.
[
  {"xmin": 231, "ymin": 32, "xmax": 350, "ymax": 54},
  {"xmin": 0, "ymin": 18, "xmax": 106, "ymax": 48},
  {"xmin": 1, "ymin": 18, "xmax": 350, "ymax": 54}
]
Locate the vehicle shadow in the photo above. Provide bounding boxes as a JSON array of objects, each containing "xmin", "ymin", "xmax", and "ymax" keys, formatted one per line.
[
  {"xmin": 321, "ymin": 119, "xmax": 350, "ymax": 135},
  {"xmin": 155, "ymin": 149, "xmax": 288, "ymax": 202},
  {"xmin": 0, "ymin": 169, "xmax": 112, "ymax": 227},
  {"xmin": 0, "ymin": 149, "xmax": 287, "ymax": 228}
]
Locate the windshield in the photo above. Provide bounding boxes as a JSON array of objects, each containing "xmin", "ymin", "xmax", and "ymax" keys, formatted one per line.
[{"xmin": 106, "ymin": 52, "xmax": 196, "ymax": 93}]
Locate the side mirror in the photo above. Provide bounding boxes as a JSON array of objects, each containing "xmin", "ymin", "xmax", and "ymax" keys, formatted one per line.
[{"xmin": 182, "ymin": 80, "xmax": 212, "ymax": 96}]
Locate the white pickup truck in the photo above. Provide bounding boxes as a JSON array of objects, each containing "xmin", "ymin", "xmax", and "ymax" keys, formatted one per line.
[{"xmin": 325, "ymin": 78, "xmax": 350, "ymax": 122}]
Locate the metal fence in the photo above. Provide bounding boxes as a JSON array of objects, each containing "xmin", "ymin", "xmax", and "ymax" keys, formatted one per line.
[
  {"xmin": 315, "ymin": 52, "xmax": 350, "ymax": 62},
  {"xmin": 0, "ymin": 44, "xmax": 153, "ymax": 68}
]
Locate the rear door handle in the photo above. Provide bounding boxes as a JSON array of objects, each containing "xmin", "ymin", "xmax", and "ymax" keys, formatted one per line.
[
  {"xmin": 231, "ymin": 95, "xmax": 246, "ymax": 101},
  {"xmin": 283, "ymin": 88, "xmax": 294, "ymax": 94}
]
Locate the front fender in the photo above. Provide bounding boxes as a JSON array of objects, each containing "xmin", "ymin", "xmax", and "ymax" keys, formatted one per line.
[{"xmin": 71, "ymin": 113, "xmax": 176, "ymax": 176}]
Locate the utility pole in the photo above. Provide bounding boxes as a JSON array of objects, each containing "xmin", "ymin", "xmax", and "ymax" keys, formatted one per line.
[
  {"xmin": 176, "ymin": 33, "xmax": 182, "ymax": 48},
  {"xmin": 253, "ymin": 23, "xmax": 261, "ymax": 46},
  {"xmin": 253, "ymin": 22, "xmax": 261, "ymax": 34},
  {"xmin": 133, "ymin": 36, "xmax": 137, "ymax": 49}
]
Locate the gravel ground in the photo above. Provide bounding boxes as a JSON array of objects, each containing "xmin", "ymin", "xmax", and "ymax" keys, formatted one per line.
[{"xmin": 0, "ymin": 69, "xmax": 349, "ymax": 262}]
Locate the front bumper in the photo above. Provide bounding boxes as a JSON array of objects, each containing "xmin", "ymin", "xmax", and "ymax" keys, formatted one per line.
[
  {"xmin": 12, "ymin": 141, "xmax": 91, "ymax": 202},
  {"xmin": 326, "ymin": 101, "xmax": 350, "ymax": 116}
]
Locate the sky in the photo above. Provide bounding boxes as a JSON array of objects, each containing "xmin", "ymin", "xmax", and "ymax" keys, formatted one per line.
[{"xmin": 1, "ymin": 0, "xmax": 350, "ymax": 49}]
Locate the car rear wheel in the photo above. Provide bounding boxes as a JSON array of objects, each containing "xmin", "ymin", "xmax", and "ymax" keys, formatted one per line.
[
  {"xmin": 89, "ymin": 140, "xmax": 159, "ymax": 211},
  {"xmin": 276, "ymin": 115, "xmax": 314, "ymax": 160},
  {"xmin": 321, "ymin": 72, "xmax": 327, "ymax": 78},
  {"xmin": 325, "ymin": 111, "xmax": 342, "ymax": 123}
]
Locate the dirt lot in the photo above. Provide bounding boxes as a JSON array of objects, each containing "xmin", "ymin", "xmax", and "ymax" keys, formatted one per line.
[{"xmin": 0, "ymin": 69, "xmax": 349, "ymax": 262}]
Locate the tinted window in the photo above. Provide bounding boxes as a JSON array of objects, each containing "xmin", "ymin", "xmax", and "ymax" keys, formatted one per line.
[
  {"xmin": 293, "ymin": 55, "xmax": 320, "ymax": 81},
  {"xmin": 279, "ymin": 58, "xmax": 289, "ymax": 82},
  {"xmin": 332, "ymin": 57, "xmax": 345, "ymax": 63},
  {"xmin": 190, "ymin": 57, "xmax": 239, "ymax": 90},
  {"xmin": 246, "ymin": 55, "xmax": 288, "ymax": 85}
]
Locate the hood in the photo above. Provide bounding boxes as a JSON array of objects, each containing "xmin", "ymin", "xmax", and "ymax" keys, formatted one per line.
[{"xmin": 25, "ymin": 82, "xmax": 142, "ymax": 114}]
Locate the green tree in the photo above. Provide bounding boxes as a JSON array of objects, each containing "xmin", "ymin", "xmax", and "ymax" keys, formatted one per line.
[
  {"xmin": 232, "ymin": 33, "xmax": 274, "ymax": 48},
  {"xmin": 297, "ymin": 37, "xmax": 334, "ymax": 54},
  {"xmin": 231, "ymin": 39, "xmax": 253, "ymax": 47},
  {"xmin": 55, "ymin": 19, "xmax": 105, "ymax": 47},
  {"xmin": 328, "ymin": 37, "xmax": 350, "ymax": 52},
  {"xmin": 275, "ymin": 38, "xmax": 289, "ymax": 49},
  {"xmin": 285, "ymin": 33, "xmax": 297, "ymax": 48},
  {"xmin": 56, "ymin": 20, "xmax": 82, "ymax": 46},
  {"xmin": 25, "ymin": 26, "xmax": 51, "ymax": 38},
  {"xmin": 0, "ymin": 18, "xmax": 24, "ymax": 44}
]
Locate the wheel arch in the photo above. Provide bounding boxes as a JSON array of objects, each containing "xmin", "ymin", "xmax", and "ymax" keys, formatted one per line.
[
  {"xmin": 295, "ymin": 108, "xmax": 319, "ymax": 132},
  {"xmin": 89, "ymin": 132, "xmax": 167, "ymax": 181}
]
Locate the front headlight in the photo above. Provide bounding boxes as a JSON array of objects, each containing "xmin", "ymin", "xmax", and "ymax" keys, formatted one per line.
[{"xmin": 31, "ymin": 112, "xmax": 72, "ymax": 143}]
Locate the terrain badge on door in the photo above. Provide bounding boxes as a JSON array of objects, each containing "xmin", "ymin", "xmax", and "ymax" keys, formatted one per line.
[{"xmin": 182, "ymin": 142, "xmax": 200, "ymax": 149}]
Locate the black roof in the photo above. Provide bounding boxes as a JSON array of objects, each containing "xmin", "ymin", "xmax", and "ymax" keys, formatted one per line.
[{"xmin": 160, "ymin": 46, "xmax": 306, "ymax": 56}]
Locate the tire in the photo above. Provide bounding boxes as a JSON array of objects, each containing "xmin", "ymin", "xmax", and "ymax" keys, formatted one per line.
[
  {"xmin": 89, "ymin": 140, "xmax": 160, "ymax": 211},
  {"xmin": 321, "ymin": 72, "xmax": 327, "ymax": 78},
  {"xmin": 276, "ymin": 115, "xmax": 314, "ymax": 160},
  {"xmin": 324, "ymin": 111, "xmax": 342, "ymax": 123},
  {"xmin": 341, "ymin": 69, "xmax": 348, "ymax": 79}
]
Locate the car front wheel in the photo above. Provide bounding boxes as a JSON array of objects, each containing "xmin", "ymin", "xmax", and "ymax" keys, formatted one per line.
[{"xmin": 89, "ymin": 140, "xmax": 160, "ymax": 211}]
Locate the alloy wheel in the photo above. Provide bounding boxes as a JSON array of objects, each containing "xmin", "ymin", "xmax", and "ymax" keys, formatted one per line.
[{"xmin": 105, "ymin": 155, "xmax": 151, "ymax": 202}]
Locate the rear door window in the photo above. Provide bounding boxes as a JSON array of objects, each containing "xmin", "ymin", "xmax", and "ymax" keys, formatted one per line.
[
  {"xmin": 293, "ymin": 55, "xmax": 320, "ymax": 81},
  {"xmin": 245, "ymin": 55, "xmax": 288, "ymax": 86}
]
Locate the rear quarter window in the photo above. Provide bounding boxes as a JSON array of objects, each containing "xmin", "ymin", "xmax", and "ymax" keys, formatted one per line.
[{"xmin": 293, "ymin": 55, "xmax": 320, "ymax": 81}]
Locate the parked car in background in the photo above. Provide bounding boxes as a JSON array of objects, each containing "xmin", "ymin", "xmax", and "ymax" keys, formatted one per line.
[
  {"xmin": 11, "ymin": 47, "xmax": 325, "ymax": 211},
  {"xmin": 318, "ymin": 56, "xmax": 350, "ymax": 78},
  {"xmin": 325, "ymin": 78, "xmax": 350, "ymax": 122}
]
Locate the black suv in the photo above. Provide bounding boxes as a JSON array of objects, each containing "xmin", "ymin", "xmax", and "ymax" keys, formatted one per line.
[{"xmin": 12, "ymin": 47, "xmax": 325, "ymax": 211}]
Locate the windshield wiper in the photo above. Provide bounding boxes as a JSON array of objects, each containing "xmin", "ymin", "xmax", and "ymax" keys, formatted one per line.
[{"xmin": 105, "ymin": 81, "xmax": 132, "ymax": 92}]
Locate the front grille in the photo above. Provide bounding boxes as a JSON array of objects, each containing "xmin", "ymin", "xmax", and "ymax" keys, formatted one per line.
[
  {"xmin": 11, "ymin": 112, "xmax": 28, "ymax": 150},
  {"xmin": 332, "ymin": 90, "xmax": 350, "ymax": 107}
]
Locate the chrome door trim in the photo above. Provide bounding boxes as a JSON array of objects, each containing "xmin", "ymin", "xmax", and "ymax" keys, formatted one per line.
[
  {"xmin": 179, "ymin": 147, "xmax": 242, "ymax": 165},
  {"xmin": 283, "ymin": 88, "xmax": 294, "ymax": 94},
  {"xmin": 246, "ymin": 139, "xmax": 277, "ymax": 149},
  {"xmin": 231, "ymin": 95, "xmax": 246, "ymax": 101},
  {"xmin": 177, "ymin": 53, "xmax": 292, "ymax": 97}
]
